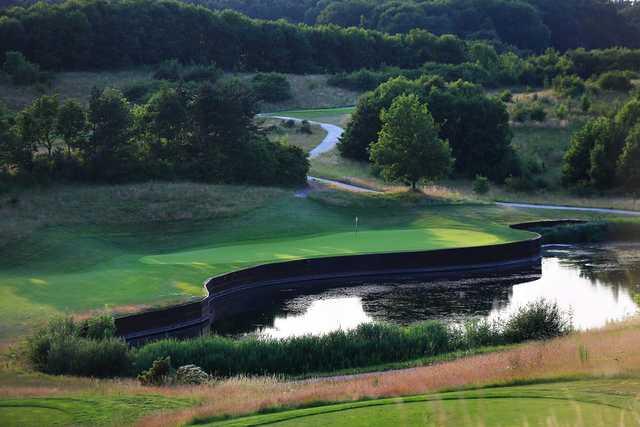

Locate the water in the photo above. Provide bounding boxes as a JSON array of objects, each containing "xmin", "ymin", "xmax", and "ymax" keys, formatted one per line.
[{"xmin": 212, "ymin": 243, "xmax": 640, "ymax": 338}]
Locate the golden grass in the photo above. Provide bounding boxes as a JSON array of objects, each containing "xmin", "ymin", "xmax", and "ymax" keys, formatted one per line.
[
  {"xmin": 0, "ymin": 182, "xmax": 286, "ymax": 247},
  {"xmin": 133, "ymin": 319, "xmax": 640, "ymax": 426},
  {"xmin": 0, "ymin": 319, "xmax": 638, "ymax": 426}
]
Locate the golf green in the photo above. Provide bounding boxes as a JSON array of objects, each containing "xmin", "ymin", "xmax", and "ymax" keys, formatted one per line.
[
  {"xmin": 0, "ymin": 195, "xmax": 534, "ymax": 341},
  {"xmin": 201, "ymin": 380, "xmax": 640, "ymax": 427}
]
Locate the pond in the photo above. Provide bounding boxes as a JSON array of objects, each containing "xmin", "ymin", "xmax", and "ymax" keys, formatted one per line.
[{"xmin": 212, "ymin": 243, "xmax": 640, "ymax": 338}]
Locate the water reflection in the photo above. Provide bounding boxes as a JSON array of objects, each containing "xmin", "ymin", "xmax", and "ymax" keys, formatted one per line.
[{"xmin": 212, "ymin": 243, "xmax": 640, "ymax": 338}]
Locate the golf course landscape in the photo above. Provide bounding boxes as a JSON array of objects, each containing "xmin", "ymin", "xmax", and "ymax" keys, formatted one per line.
[{"xmin": 5, "ymin": 1, "xmax": 640, "ymax": 422}]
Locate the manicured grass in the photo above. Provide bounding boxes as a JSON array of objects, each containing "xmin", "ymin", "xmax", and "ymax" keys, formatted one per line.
[
  {"xmin": 264, "ymin": 107, "xmax": 355, "ymax": 126},
  {"xmin": 0, "ymin": 186, "xmax": 547, "ymax": 342},
  {"xmin": 0, "ymin": 395, "xmax": 195, "ymax": 427},
  {"xmin": 198, "ymin": 379, "xmax": 640, "ymax": 426}
]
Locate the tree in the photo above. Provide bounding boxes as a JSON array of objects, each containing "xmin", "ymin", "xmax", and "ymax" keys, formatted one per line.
[
  {"xmin": 370, "ymin": 94, "xmax": 452, "ymax": 190},
  {"xmin": 86, "ymin": 88, "xmax": 134, "ymax": 181},
  {"xmin": 618, "ymin": 124, "xmax": 640, "ymax": 189},
  {"xmin": 15, "ymin": 95, "xmax": 59, "ymax": 158},
  {"xmin": 562, "ymin": 117, "xmax": 613, "ymax": 186},
  {"xmin": 56, "ymin": 99, "xmax": 86, "ymax": 156}
]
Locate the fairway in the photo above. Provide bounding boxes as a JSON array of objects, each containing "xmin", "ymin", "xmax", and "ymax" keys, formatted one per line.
[
  {"xmin": 201, "ymin": 380, "xmax": 640, "ymax": 427},
  {"xmin": 264, "ymin": 107, "xmax": 355, "ymax": 126},
  {"xmin": 0, "ymin": 193, "xmax": 537, "ymax": 342}
]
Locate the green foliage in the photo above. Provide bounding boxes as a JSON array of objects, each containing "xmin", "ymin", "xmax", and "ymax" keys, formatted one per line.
[
  {"xmin": 503, "ymin": 300, "xmax": 572, "ymax": 342},
  {"xmin": 153, "ymin": 59, "xmax": 182, "ymax": 81},
  {"xmin": 618, "ymin": 124, "xmax": 640, "ymax": 190},
  {"xmin": 339, "ymin": 76, "xmax": 515, "ymax": 182},
  {"xmin": 370, "ymin": 94, "xmax": 452, "ymax": 189},
  {"xmin": 596, "ymin": 71, "xmax": 634, "ymax": 92},
  {"xmin": 555, "ymin": 103, "xmax": 568, "ymax": 120},
  {"xmin": 472, "ymin": 175, "xmax": 490, "ymax": 195},
  {"xmin": 133, "ymin": 301, "xmax": 570, "ymax": 378},
  {"xmin": 121, "ymin": 80, "xmax": 164, "ymax": 104},
  {"xmin": 15, "ymin": 95, "xmax": 59, "ymax": 157},
  {"xmin": 500, "ymin": 90, "xmax": 513, "ymax": 103},
  {"xmin": 581, "ymin": 94, "xmax": 592, "ymax": 112},
  {"xmin": 2, "ymin": 51, "xmax": 45, "ymax": 86},
  {"xmin": 137, "ymin": 356, "xmax": 173, "ymax": 386},
  {"xmin": 251, "ymin": 73, "xmax": 292, "ymax": 102},
  {"xmin": 56, "ymin": 99, "xmax": 86, "ymax": 154},
  {"xmin": 26, "ymin": 316, "xmax": 130, "ymax": 378},
  {"xmin": 182, "ymin": 64, "xmax": 223, "ymax": 83},
  {"xmin": 552, "ymin": 74, "xmax": 586, "ymax": 98},
  {"xmin": 562, "ymin": 117, "xmax": 613, "ymax": 187}
]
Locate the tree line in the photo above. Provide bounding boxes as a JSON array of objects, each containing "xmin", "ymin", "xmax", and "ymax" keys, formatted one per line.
[
  {"xmin": 4, "ymin": 0, "xmax": 637, "ymax": 53},
  {"xmin": 0, "ymin": 0, "xmax": 470, "ymax": 73},
  {"xmin": 0, "ymin": 79, "xmax": 308, "ymax": 186}
]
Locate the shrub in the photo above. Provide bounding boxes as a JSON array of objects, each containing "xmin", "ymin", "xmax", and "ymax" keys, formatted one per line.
[
  {"xmin": 154, "ymin": 59, "xmax": 182, "ymax": 81},
  {"xmin": 176, "ymin": 364, "xmax": 210, "ymax": 385},
  {"xmin": 182, "ymin": 64, "xmax": 222, "ymax": 83},
  {"xmin": 472, "ymin": 175, "xmax": 490, "ymax": 195},
  {"xmin": 2, "ymin": 51, "xmax": 44, "ymax": 86},
  {"xmin": 503, "ymin": 300, "xmax": 572, "ymax": 342},
  {"xmin": 555, "ymin": 103, "xmax": 568, "ymax": 120},
  {"xmin": 499, "ymin": 90, "xmax": 513, "ymax": 103},
  {"xmin": 251, "ymin": 73, "xmax": 292, "ymax": 102},
  {"xmin": 596, "ymin": 71, "xmax": 634, "ymax": 92},
  {"xmin": 529, "ymin": 103, "xmax": 547, "ymax": 122},
  {"xmin": 553, "ymin": 74, "xmax": 586, "ymax": 98},
  {"xmin": 138, "ymin": 356, "xmax": 173, "ymax": 386},
  {"xmin": 298, "ymin": 120, "xmax": 312, "ymax": 134},
  {"xmin": 26, "ymin": 316, "xmax": 131, "ymax": 377},
  {"xmin": 121, "ymin": 80, "xmax": 163, "ymax": 104},
  {"xmin": 580, "ymin": 94, "xmax": 592, "ymax": 112}
]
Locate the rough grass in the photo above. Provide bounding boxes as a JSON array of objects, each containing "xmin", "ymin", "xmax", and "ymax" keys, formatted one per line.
[
  {"xmin": 0, "ymin": 69, "xmax": 154, "ymax": 110},
  {"xmin": 199, "ymin": 380, "xmax": 640, "ymax": 426},
  {"xmin": 141, "ymin": 318, "xmax": 640, "ymax": 426},
  {"xmin": 1, "ymin": 318, "xmax": 639, "ymax": 426},
  {"xmin": 260, "ymin": 118, "xmax": 326, "ymax": 154},
  {"xmin": 235, "ymin": 75, "xmax": 359, "ymax": 114}
]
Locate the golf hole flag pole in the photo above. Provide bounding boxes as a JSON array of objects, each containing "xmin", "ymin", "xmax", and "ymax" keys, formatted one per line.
[{"xmin": 355, "ymin": 216, "xmax": 359, "ymax": 235}]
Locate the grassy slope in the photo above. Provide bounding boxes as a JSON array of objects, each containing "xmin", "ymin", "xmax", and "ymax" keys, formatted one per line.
[
  {"xmin": 261, "ymin": 118, "xmax": 326, "ymax": 154},
  {"xmin": 0, "ymin": 186, "xmax": 541, "ymax": 342},
  {"xmin": 201, "ymin": 379, "xmax": 640, "ymax": 426}
]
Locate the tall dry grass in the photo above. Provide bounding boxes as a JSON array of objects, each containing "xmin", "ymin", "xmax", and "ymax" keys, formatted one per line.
[{"xmin": 134, "ymin": 318, "xmax": 640, "ymax": 427}]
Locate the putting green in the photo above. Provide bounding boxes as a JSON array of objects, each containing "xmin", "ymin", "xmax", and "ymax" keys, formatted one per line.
[
  {"xmin": 201, "ymin": 380, "xmax": 640, "ymax": 427},
  {"xmin": 0, "ymin": 196, "xmax": 534, "ymax": 341}
]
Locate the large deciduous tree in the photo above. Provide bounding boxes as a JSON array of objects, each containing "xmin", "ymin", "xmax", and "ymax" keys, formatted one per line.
[{"xmin": 370, "ymin": 94, "xmax": 452, "ymax": 190}]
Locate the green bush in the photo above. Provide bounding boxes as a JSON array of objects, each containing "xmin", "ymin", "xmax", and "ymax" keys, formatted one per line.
[
  {"xmin": 182, "ymin": 64, "xmax": 222, "ymax": 83},
  {"xmin": 499, "ymin": 90, "xmax": 513, "ymax": 103},
  {"xmin": 596, "ymin": 71, "xmax": 634, "ymax": 92},
  {"xmin": 472, "ymin": 175, "xmax": 490, "ymax": 195},
  {"xmin": 251, "ymin": 73, "xmax": 292, "ymax": 102},
  {"xmin": 2, "ymin": 51, "xmax": 46, "ymax": 86},
  {"xmin": 137, "ymin": 356, "xmax": 173, "ymax": 386},
  {"xmin": 154, "ymin": 59, "xmax": 182, "ymax": 81},
  {"xmin": 26, "ymin": 316, "xmax": 131, "ymax": 377},
  {"xmin": 503, "ymin": 300, "xmax": 572, "ymax": 342},
  {"xmin": 553, "ymin": 74, "xmax": 586, "ymax": 98},
  {"xmin": 121, "ymin": 80, "xmax": 164, "ymax": 104},
  {"xmin": 529, "ymin": 103, "xmax": 547, "ymax": 122}
]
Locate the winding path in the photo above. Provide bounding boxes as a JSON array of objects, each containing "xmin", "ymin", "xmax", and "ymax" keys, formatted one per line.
[{"xmin": 272, "ymin": 114, "xmax": 640, "ymax": 215}]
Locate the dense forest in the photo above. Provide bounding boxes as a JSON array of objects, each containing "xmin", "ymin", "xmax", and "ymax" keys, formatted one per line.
[
  {"xmin": 3, "ymin": 0, "xmax": 639, "ymax": 53},
  {"xmin": 0, "ymin": 0, "xmax": 471, "ymax": 72}
]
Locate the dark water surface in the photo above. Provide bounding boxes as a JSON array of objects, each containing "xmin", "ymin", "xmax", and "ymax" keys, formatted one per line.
[{"xmin": 212, "ymin": 243, "xmax": 640, "ymax": 338}]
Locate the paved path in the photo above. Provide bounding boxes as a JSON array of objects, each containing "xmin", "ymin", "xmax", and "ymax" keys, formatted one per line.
[{"xmin": 270, "ymin": 113, "xmax": 640, "ymax": 215}]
